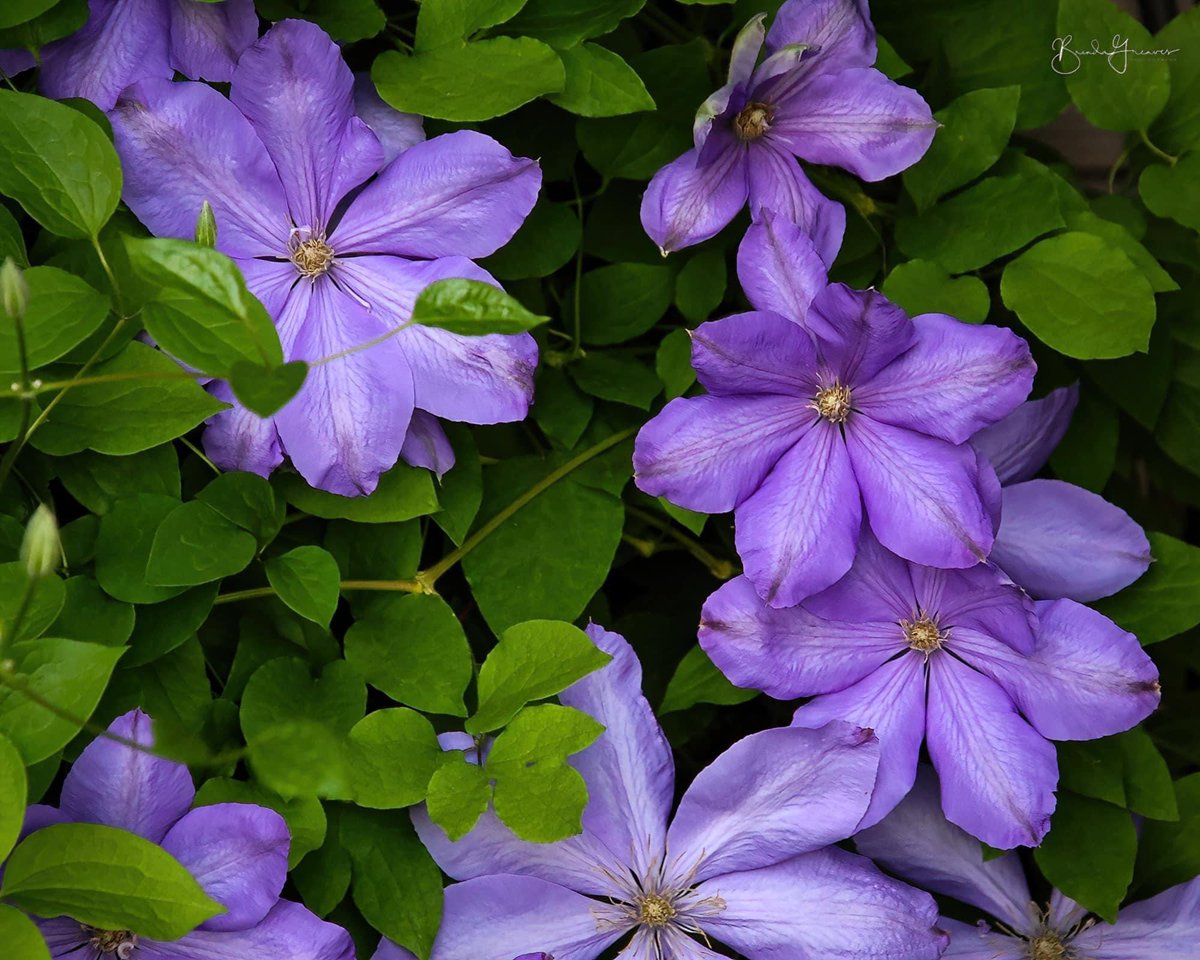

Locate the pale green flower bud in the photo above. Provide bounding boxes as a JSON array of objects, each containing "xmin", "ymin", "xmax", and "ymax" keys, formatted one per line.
[
  {"xmin": 1, "ymin": 257, "xmax": 29, "ymax": 320},
  {"xmin": 20, "ymin": 504, "xmax": 61, "ymax": 579},
  {"xmin": 195, "ymin": 200, "xmax": 218, "ymax": 248}
]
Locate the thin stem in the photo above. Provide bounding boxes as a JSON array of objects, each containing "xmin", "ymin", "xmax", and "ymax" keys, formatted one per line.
[
  {"xmin": 179, "ymin": 435, "xmax": 219, "ymax": 475},
  {"xmin": 625, "ymin": 504, "xmax": 738, "ymax": 579},
  {"xmin": 0, "ymin": 280, "xmax": 32, "ymax": 497},
  {"xmin": 1139, "ymin": 129, "xmax": 1178, "ymax": 166},
  {"xmin": 570, "ymin": 173, "xmax": 586, "ymax": 357},
  {"xmin": 1107, "ymin": 141, "xmax": 1134, "ymax": 194},
  {"xmin": 90, "ymin": 235, "xmax": 124, "ymax": 313},
  {"xmin": 213, "ymin": 578, "xmax": 426, "ymax": 605}
]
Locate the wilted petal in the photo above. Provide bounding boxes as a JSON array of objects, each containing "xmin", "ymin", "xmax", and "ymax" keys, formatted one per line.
[
  {"xmin": 640, "ymin": 140, "xmax": 749, "ymax": 254},
  {"xmin": 692, "ymin": 846, "xmax": 946, "ymax": 960},
  {"xmin": 736, "ymin": 213, "xmax": 830, "ymax": 325},
  {"xmin": 139, "ymin": 899, "xmax": 355, "ymax": 960},
  {"xmin": 764, "ymin": 0, "xmax": 876, "ymax": 69},
  {"xmin": 1073, "ymin": 877, "xmax": 1200, "ymax": 960},
  {"xmin": 745, "ymin": 142, "xmax": 845, "ymax": 266},
  {"xmin": 354, "ymin": 73, "xmax": 425, "ymax": 163},
  {"xmin": 400, "ymin": 410, "xmax": 455, "ymax": 476},
  {"xmin": 809, "ymin": 284, "xmax": 914, "ymax": 384},
  {"xmin": 666, "ymin": 722, "xmax": 880, "ymax": 884},
  {"xmin": 167, "ymin": 0, "xmax": 258, "ymax": 82},
  {"xmin": 728, "ymin": 15, "xmax": 767, "ymax": 85},
  {"xmin": 991, "ymin": 480, "xmax": 1151, "ymax": 601},
  {"xmin": 951, "ymin": 599, "xmax": 1160, "ymax": 741},
  {"xmin": 333, "ymin": 130, "xmax": 541, "ymax": 259},
  {"xmin": 971, "ymin": 385, "xmax": 1078, "ymax": 485},
  {"xmin": 59, "ymin": 709, "xmax": 194, "ymax": 844},
  {"xmin": 854, "ymin": 313, "xmax": 1035, "ymax": 445},
  {"xmin": 855, "ymin": 766, "xmax": 1038, "ymax": 934},
  {"xmin": 926, "ymin": 655, "xmax": 1057, "ymax": 849}
]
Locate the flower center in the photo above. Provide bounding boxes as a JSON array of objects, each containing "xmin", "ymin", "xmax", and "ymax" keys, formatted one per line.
[
  {"xmin": 86, "ymin": 927, "xmax": 138, "ymax": 958},
  {"xmin": 733, "ymin": 101, "xmax": 773, "ymax": 140},
  {"xmin": 290, "ymin": 236, "xmax": 335, "ymax": 278},
  {"xmin": 637, "ymin": 893, "xmax": 677, "ymax": 926},
  {"xmin": 1028, "ymin": 933, "xmax": 1068, "ymax": 960},
  {"xmin": 814, "ymin": 383, "xmax": 852, "ymax": 423},
  {"xmin": 902, "ymin": 615, "xmax": 944, "ymax": 653}
]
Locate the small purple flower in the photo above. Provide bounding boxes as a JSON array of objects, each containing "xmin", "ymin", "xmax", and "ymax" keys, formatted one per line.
[
  {"xmin": 386, "ymin": 625, "xmax": 947, "ymax": 960},
  {"xmin": 973, "ymin": 385, "xmax": 1152, "ymax": 602},
  {"xmin": 700, "ymin": 532, "xmax": 1161, "ymax": 849},
  {"xmin": 109, "ymin": 19, "xmax": 541, "ymax": 495},
  {"xmin": 634, "ymin": 216, "xmax": 1035, "ymax": 608},
  {"xmin": 0, "ymin": 0, "xmax": 258, "ymax": 111},
  {"xmin": 639, "ymin": 0, "xmax": 936, "ymax": 258},
  {"xmin": 857, "ymin": 766, "xmax": 1200, "ymax": 959},
  {"xmin": 22, "ymin": 709, "xmax": 353, "ymax": 960}
]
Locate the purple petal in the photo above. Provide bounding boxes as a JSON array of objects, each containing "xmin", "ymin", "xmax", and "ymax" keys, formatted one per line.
[
  {"xmin": 690, "ymin": 311, "xmax": 819, "ymax": 397},
  {"xmin": 699, "ymin": 575, "xmax": 900, "ymax": 699},
  {"xmin": 736, "ymin": 213, "xmax": 830, "ymax": 326},
  {"xmin": 951, "ymin": 599, "xmax": 1160, "ymax": 741},
  {"xmin": 910, "ymin": 562, "xmax": 1036, "ymax": 656},
  {"xmin": 665, "ymin": 722, "xmax": 880, "ymax": 884},
  {"xmin": 640, "ymin": 141, "xmax": 749, "ymax": 255},
  {"xmin": 991, "ymin": 480, "xmax": 1151, "ymax": 601},
  {"xmin": 274, "ymin": 279, "xmax": 414, "ymax": 495},
  {"xmin": 791, "ymin": 653, "xmax": 927, "ymax": 829},
  {"xmin": 846, "ymin": 416, "xmax": 994, "ymax": 568},
  {"xmin": 167, "ymin": 0, "xmax": 258, "ymax": 82},
  {"xmin": 332, "ymin": 130, "xmax": 541, "ymax": 259},
  {"xmin": 1047, "ymin": 889, "xmax": 1088, "ymax": 931},
  {"xmin": 692, "ymin": 847, "xmax": 946, "ymax": 960},
  {"xmin": 939, "ymin": 919, "xmax": 1027, "ymax": 959},
  {"xmin": 0, "ymin": 48, "xmax": 36, "ymax": 78},
  {"xmin": 745, "ymin": 142, "xmax": 845, "ymax": 266},
  {"xmin": 372, "ymin": 941, "xmax": 415, "ymax": 960},
  {"xmin": 230, "ymin": 19, "xmax": 383, "ymax": 230},
  {"xmin": 926, "ymin": 655, "xmax": 1057, "ymax": 849},
  {"xmin": 161, "ymin": 803, "xmax": 289, "ymax": 932},
  {"xmin": 353, "ymin": 73, "xmax": 425, "ymax": 164},
  {"xmin": 37, "ymin": 916, "xmax": 90, "ymax": 956},
  {"xmin": 971, "ymin": 384, "xmax": 1079, "ymax": 485},
  {"xmin": 558, "ymin": 625, "xmax": 675, "ymax": 883},
  {"xmin": 111, "ymin": 78, "xmax": 289, "ymax": 258},
  {"xmin": 202, "ymin": 381, "xmax": 284, "ymax": 479},
  {"xmin": 139, "ymin": 899, "xmax": 355, "ymax": 960},
  {"xmin": 803, "ymin": 529, "xmax": 916, "ymax": 624},
  {"xmin": 400, "ymin": 410, "xmax": 455, "ymax": 476},
  {"xmin": 854, "ymin": 766, "xmax": 1038, "ymax": 934},
  {"xmin": 854, "ymin": 313, "xmax": 1035, "ymax": 445},
  {"xmin": 1073, "ymin": 876, "xmax": 1200, "ymax": 960},
  {"xmin": 764, "ymin": 0, "xmax": 876, "ymax": 69},
  {"xmin": 734, "ymin": 419, "xmax": 863, "ymax": 606},
  {"xmin": 809, "ymin": 284, "xmax": 914, "ymax": 384},
  {"xmin": 432, "ymin": 876, "xmax": 627, "ymax": 960},
  {"xmin": 59, "ymin": 709, "xmax": 194, "ymax": 844},
  {"xmin": 633, "ymin": 393, "xmax": 809, "ymax": 514}
]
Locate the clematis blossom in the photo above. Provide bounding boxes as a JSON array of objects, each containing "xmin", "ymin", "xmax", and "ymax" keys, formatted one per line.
[
  {"xmin": 972, "ymin": 385, "xmax": 1152, "ymax": 601},
  {"xmin": 640, "ymin": 0, "xmax": 936, "ymax": 258},
  {"xmin": 390, "ymin": 624, "xmax": 949, "ymax": 960},
  {"xmin": 0, "ymin": 0, "xmax": 258, "ymax": 111},
  {"xmin": 109, "ymin": 19, "xmax": 541, "ymax": 495},
  {"xmin": 21, "ymin": 709, "xmax": 353, "ymax": 960},
  {"xmin": 634, "ymin": 216, "xmax": 1035, "ymax": 607},
  {"xmin": 856, "ymin": 766, "xmax": 1200, "ymax": 959},
  {"xmin": 699, "ymin": 530, "xmax": 1161, "ymax": 849}
]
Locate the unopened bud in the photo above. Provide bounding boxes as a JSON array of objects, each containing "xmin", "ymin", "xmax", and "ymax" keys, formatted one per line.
[
  {"xmin": 195, "ymin": 200, "xmax": 217, "ymax": 248},
  {"xmin": 20, "ymin": 504, "xmax": 61, "ymax": 579},
  {"xmin": 1, "ymin": 257, "xmax": 29, "ymax": 319}
]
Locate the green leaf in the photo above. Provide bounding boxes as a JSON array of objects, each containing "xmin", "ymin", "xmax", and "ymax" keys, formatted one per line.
[
  {"xmin": 0, "ymin": 0, "xmax": 62, "ymax": 29},
  {"xmin": 576, "ymin": 262, "xmax": 673, "ymax": 345},
  {"xmin": 486, "ymin": 703, "xmax": 603, "ymax": 777},
  {"xmin": 1135, "ymin": 773, "xmax": 1200, "ymax": 896},
  {"xmin": 415, "ymin": 0, "xmax": 529, "ymax": 49},
  {"xmin": 549, "ymin": 43, "xmax": 655, "ymax": 117},
  {"xmin": 0, "ymin": 563, "xmax": 65, "ymax": 642},
  {"xmin": 1094, "ymin": 532, "xmax": 1200, "ymax": 645},
  {"xmin": 0, "ymin": 732, "xmax": 27, "ymax": 859},
  {"xmin": 468, "ymin": 620, "xmax": 610, "ymax": 733},
  {"xmin": 347, "ymin": 708, "xmax": 442, "ymax": 808},
  {"xmin": 124, "ymin": 583, "xmax": 217, "ymax": 668},
  {"xmin": 241, "ymin": 658, "xmax": 366, "ymax": 743},
  {"xmin": 532, "ymin": 366, "xmax": 593, "ymax": 448},
  {"xmin": 656, "ymin": 327, "xmax": 696, "ymax": 400},
  {"xmin": 55, "ymin": 446, "xmax": 180, "ymax": 515},
  {"xmin": 246, "ymin": 720, "xmax": 351, "ymax": 801},
  {"xmin": 344, "ymin": 593, "xmax": 473, "ymax": 716},
  {"xmin": 276, "ymin": 461, "xmax": 438, "ymax": 523},
  {"xmin": 1000, "ymin": 232, "xmax": 1155, "ymax": 360},
  {"xmin": 1139, "ymin": 153, "xmax": 1200, "ymax": 232},
  {"xmin": 228, "ymin": 360, "xmax": 308, "ymax": 417},
  {"xmin": 412, "ymin": 278, "xmax": 548, "ymax": 335},
  {"xmin": 660, "ymin": 645, "xmax": 757, "ymax": 714},
  {"xmin": 0, "ymin": 266, "xmax": 109, "ymax": 373},
  {"xmin": 195, "ymin": 471, "xmax": 282, "ymax": 546},
  {"xmin": 504, "ymin": 0, "xmax": 644, "ymax": 47},
  {"xmin": 145, "ymin": 500, "xmax": 257, "ymax": 587},
  {"xmin": 1065, "ymin": 209, "xmax": 1179, "ymax": 294},
  {"xmin": 570, "ymin": 352, "xmax": 661, "ymax": 408},
  {"xmin": 30, "ymin": 341, "xmax": 224, "ymax": 456},
  {"xmin": 431, "ymin": 424, "xmax": 482, "ymax": 546},
  {"xmin": 1032, "ymin": 792, "xmax": 1135, "ymax": 922},
  {"xmin": 125, "ymin": 237, "xmax": 284, "ymax": 375},
  {"xmin": 1058, "ymin": 728, "xmax": 1178, "ymax": 820},
  {"xmin": 264, "ymin": 546, "xmax": 341, "ymax": 627},
  {"xmin": 1150, "ymin": 7, "xmax": 1200, "ymax": 154},
  {"xmin": 903, "ymin": 86, "xmax": 1021, "ymax": 211},
  {"xmin": 254, "ymin": 0, "xmax": 385, "ymax": 41},
  {"xmin": 425, "ymin": 754, "xmax": 490, "ymax": 840},
  {"xmin": 372, "ymin": 37, "xmax": 564, "ymax": 122},
  {"xmin": 482, "ymin": 200, "xmax": 580, "ymax": 280},
  {"xmin": 194, "ymin": 777, "xmax": 326, "ymax": 869},
  {"xmin": 1057, "ymin": 0, "xmax": 1169, "ymax": 132},
  {"xmin": 93, "ymin": 494, "xmax": 187, "ymax": 604},
  {"xmin": 1049, "ymin": 390, "xmax": 1117, "ymax": 492},
  {"xmin": 0, "ymin": 205, "xmax": 28, "ymax": 267},
  {"xmin": 0, "ymin": 90, "xmax": 121, "ymax": 238},
  {"xmin": 0, "ymin": 904, "xmax": 50, "ymax": 960},
  {"xmin": 291, "ymin": 806, "xmax": 351, "ymax": 916},
  {"xmin": 881, "ymin": 260, "xmax": 991, "ymax": 323},
  {"xmin": 674, "ymin": 248, "xmax": 727, "ymax": 324},
  {"xmin": 48, "ymin": 576, "xmax": 135, "ymax": 647}
]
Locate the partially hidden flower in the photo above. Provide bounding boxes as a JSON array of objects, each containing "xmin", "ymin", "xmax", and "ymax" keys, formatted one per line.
[
  {"xmin": 856, "ymin": 766, "xmax": 1199, "ymax": 959},
  {"xmin": 23, "ymin": 709, "xmax": 353, "ymax": 960},
  {"xmin": 634, "ymin": 215, "xmax": 1035, "ymax": 607},
  {"xmin": 973, "ymin": 384, "xmax": 1152, "ymax": 602},
  {"xmin": 380, "ymin": 624, "xmax": 948, "ymax": 960},
  {"xmin": 640, "ymin": 0, "xmax": 936, "ymax": 258},
  {"xmin": 109, "ymin": 19, "xmax": 541, "ymax": 495},
  {"xmin": 700, "ymin": 530, "xmax": 1161, "ymax": 849},
  {"xmin": 0, "ymin": 0, "xmax": 258, "ymax": 111}
]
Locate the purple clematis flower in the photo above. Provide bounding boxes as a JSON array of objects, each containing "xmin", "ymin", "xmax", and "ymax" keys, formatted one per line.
[
  {"xmin": 639, "ymin": 0, "xmax": 936, "ymax": 258},
  {"xmin": 973, "ymin": 385, "xmax": 1152, "ymax": 602},
  {"xmin": 699, "ymin": 530, "xmax": 1161, "ymax": 849},
  {"xmin": 857, "ymin": 766, "xmax": 1200, "ymax": 959},
  {"xmin": 389, "ymin": 624, "xmax": 947, "ymax": 960},
  {"xmin": 634, "ymin": 216, "xmax": 1035, "ymax": 607},
  {"xmin": 109, "ymin": 19, "xmax": 541, "ymax": 495},
  {"xmin": 21, "ymin": 709, "xmax": 353, "ymax": 960},
  {"xmin": 0, "ymin": 0, "xmax": 258, "ymax": 111}
]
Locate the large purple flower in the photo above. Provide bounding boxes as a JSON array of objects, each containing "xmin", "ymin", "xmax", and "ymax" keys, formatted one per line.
[
  {"xmin": 857, "ymin": 766, "xmax": 1200, "ymax": 959},
  {"xmin": 0, "ymin": 0, "xmax": 257, "ymax": 111},
  {"xmin": 700, "ymin": 531, "xmax": 1161, "ymax": 849},
  {"xmin": 639, "ymin": 0, "xmax": 936, "ymax": 258},
  {"xmin": 109, "ymin": 19, "xmax": 541, "ymax": 495},
  {"xmin": 634, "ymin": 217, "xmax": 1035, "ymax": 607},
  {"xmin": 973, "ymin": 385, "xmax": 1152, "ymax": 602},
  {"xmin": 22, "ymin": 709, "xmax": 353, "ymax": 960},
  {"xmin": 394, "ymin": 625, "xmax": 947, "ymax": 960}
]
